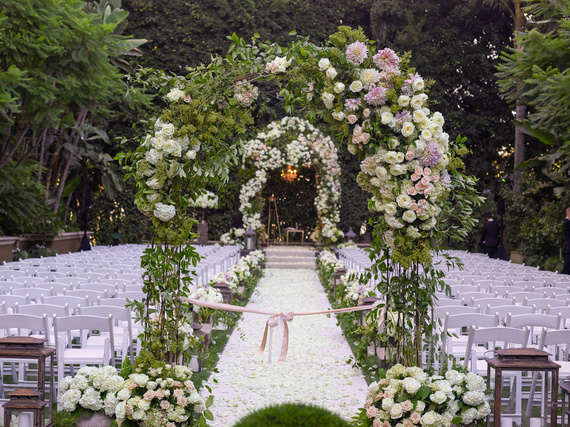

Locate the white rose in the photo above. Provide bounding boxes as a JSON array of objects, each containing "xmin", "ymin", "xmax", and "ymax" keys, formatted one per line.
[
  {"xmin": 421, "ymin": 411, "xmax": 436, "ymax": 425},
  {"xmin": 402, "ymin": 210, "xmax": 417, "ymax": 223},
  {"xmin": 396, "ymin": 194, "xmax": 413, "ymax": 209},
  {"xmin": 398, "ymin": 95, "xmax": 410, "ymax": 107},
  {"xmin": 370, "ymin": 177, "xmax": 382, "ymax": 187},
  {"xmin": 410, "ymin": 95, "xmax": 423, "ymax": 110},
  {"xmin": 421, "ymin": 129, "xmax": 432, "ymax": 141},
  {"xmin": 326, "ymin": 67, "xmax": 338, "ymax": 79},
  {"xmin": 333, "ymin": 82, "xmax": 345, "ymax": 93},
  {"xmin": 412, "ymin": 78, "xmax": 425, "ymax": 91},
  {"xmin": 321, "ymin": 92, "xmax": 335, "ymax": 109},
  {"xmin": 385, "ymin": 151, "xmax": 399, "ymax": 164},
  {"xmin": 390, "ymin": 403, "xmax": 404, "ymax": 419},
  {"xmin": 389, "ymin": 164, "xmax": 406, "ymax": 176},
  {"xmin": 161, "ymin": 123, "xmax": 175, "ymax": 136},
  {"xmin": 138, "ymin": 399, "xmax": 151, "ymax": 411},
  {"xmin": 375, "ymin": 166, "xmax": 388, "ymax": 179},
  {"xmin": 402, "ymin": 377, "xmax": 421, "ymax": 394},
  {"xmin": 367, "ymin": 382, "xmax": 379, "ymax": 394},
  {"xmin": 381, "ymin": 111, "xmax": 394, "ymax": 125},
  {"xmin": 384, "ymin": 203, "xmax": 397, "ymax": 216},
  {"xmin": 163, "ymin": 139, "xmax": 182, "ymax": 156},
  {"xmin": 186, "ymin": 150, "xmax": 196, "ymax": 160},
  {"xmin": 401, "ymin": 122, "xmax": 415, "ymax": 137},
  {"xmin": 349, "ymin": 81, "xmax": 363, "ymax": 92},
  {"xmin": 432, "ymin": 112, "xmax": 445, "ymax": 126},
  {"xmin": 153, "ymin": 203, "xmax": 176, "ymax": 222},
  {"xmin": 332, "ymin": 111, "xmax": 345, "ymax": 121},
  {"xmin": 430, "ymin": 390, "xmax": 447, "ymax": 404},
  {"xmin": 318, "ymin": 58, "xmax": 331, "ymax": 70},
  {"xmin": 166, "ymin": 88, "xmax": 185, "ymax": 102},
  {"xmin": 412, "ymin": 110, "xmax": 426, "ymax": 123}
]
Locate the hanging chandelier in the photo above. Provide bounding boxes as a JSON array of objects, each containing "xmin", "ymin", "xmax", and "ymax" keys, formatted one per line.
[{"xmin": 281, "ymin": 165, "xmax": 297, "ymax": 183}]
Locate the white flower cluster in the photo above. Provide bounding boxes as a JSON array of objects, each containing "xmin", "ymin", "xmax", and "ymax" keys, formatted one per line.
[
  {"xmin": 135, "ymin": 117, "xmax": 202, "ymax": 222},
  {"xmin": 209, "ymin": 251, "xmax": 265, "ymax": 292},
  {"xmin": 339, "ymin": 270, "xmax": 375, "ymax": 305},
  {"xmin": 190, "ymin": 190, "xmax": 219, "ymax": 209},
  {"xmin": 188, "ymin": 285, "xmax": 223, "ymax": 313},
  {"xmin": 265, "ymin": 56, "xmax": 292, "ymax": 74},
  {"xmin": 239, "ymin": 117, "xmax": 342, "ymax": 246},
  {"xmin": 115, "ymin": 363, "xmax": 206, "ymax": 425},
  {"xmin": 220, "ymin": 227, "xmax": 246, "ymax": 248},
  {"xmin": 58, "ymin": 365, "xmax": 125, "ymax": 417},
  {"xmin": 363, "ymin": 364, "xmax": 490, "ymax": 427},
  {"xmin": 317, "ymin": 250, "xmax": 344, "ymax": 271}
]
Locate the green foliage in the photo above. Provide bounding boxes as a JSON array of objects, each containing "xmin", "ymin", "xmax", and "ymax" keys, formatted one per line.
[
  {"xmin": 497, "ymin": 0, "xmax": 570, "ymax": 191},
  {"xmin": 234, "ymin": 403, "xmax": 350, "ymax": 427},
  {"xmin": 500, "ymin": 172, "xmax": 569, "ymax": 269}
]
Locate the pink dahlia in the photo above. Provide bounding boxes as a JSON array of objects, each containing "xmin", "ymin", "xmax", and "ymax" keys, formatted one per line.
[
  {"xmin": 344, "ymin": 98, "xmax": 362, "ymax": 111},
  {"xmin": 419, "ymin": 142, "xmax": 443, "ymax": 167},
  {"xmin": 345, "ymin": 41, "xmax": 368, "ymax": 64},
  {"xmin": 373, "ymin": 48, "xmax": 400, "ymax": 70},
  {"xmin": 363, "ymin": 86, "xmax": 387, "ymax": 106}
]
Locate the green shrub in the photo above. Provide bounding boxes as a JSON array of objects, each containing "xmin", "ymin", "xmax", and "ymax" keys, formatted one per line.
[{"xmin": 234, "ymin": 403, "xmax": 350, "ymax": 427}]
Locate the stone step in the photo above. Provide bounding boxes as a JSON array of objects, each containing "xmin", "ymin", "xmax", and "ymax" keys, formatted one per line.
[{"xmin": 266, "ymin": 262, "xmax": 316, "ymax": 270}]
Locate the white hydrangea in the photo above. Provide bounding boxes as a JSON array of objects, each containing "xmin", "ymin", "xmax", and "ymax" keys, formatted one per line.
[{"xmin": 153, "ymin": 202, "xmax": 176, "ymax": 222}]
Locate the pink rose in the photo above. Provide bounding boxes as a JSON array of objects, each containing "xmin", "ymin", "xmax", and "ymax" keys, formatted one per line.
[
  {"xmin": 143, "ymin": 390, "xmax": 155, "ymax": 400},
  {"xmin": 415, "ymin": 182, "xmax": 425, "ymax": 191},
  {"xmin": 430, "ymin": 174, "xmax": 440, "ymax": 182},
  {"xmin": 184, "ymin": 380, "xmax": 195, "ymax": 390},
  {"xmin": 155, "ymin": 389, "xmax": 165, "ymax": 399},
  {"xmin": 383, "ymin": 390, "xmax": 393, "ymax": 399},
  {"xmin": 407, "ymin": 187, "xmax": 418, "ymax": 196},
  {"xmin": 410, "ymin": 412, "xmax": 422, "ymax": 424},
  {"xmin": 424, "ymin": 189, "xmax": 431, "ymax": 196},
  {"xmin": 173, "ymin": 389, "xmax": 184, "ymax": 398},
  {"xmin": 420, "ymin": 176, "xmax": 430, "ymax": 186},
  {"xmin": 405, "ymin": 151, "xmax": 415, "ymax": 161},
  {"xmin": 366, "ymin": 406, "xmax": 379, "ymax": 418},
  {"xmin": 125, "ymin": 405, "xmax": 134, "ymax": 415},
  {"xmin": 384, "ymin": 422, "xmax": 391, "ymax": 427},
  {"xmin": 127, "ymin": 382, "xmax": 138, "ymax": 390},
  {"xmin": 363, "ymin": 108, "xmax": 371, "ymax": 118},
  {"xmin": 401, "ymin": 400, "xmax": 413, "ymax": 412},
  {"xmin": 423, "ymin": 168, "xmax": 431, "ymax": 176},
  {"xmin": 348, "ymin": 114, "xmax": 358, "ymax": 124},
  {"xmin": 362, "ymin": 132, "xmax": 371, "ymax": 144},
  {"xmin": 172, "ymin": 381, "xmax": 182, "ymax": 387},
  {"xmin": 403, "ymin": 420, "xmax": 414, "ymax": 427},
  {"xmin": 411, "ymin": 173, "xmax": 421, "ymax": 181},
  {"xmin": 418, "ymin": 199, "xmax": 428, "ymax": 207},
  {"xmin": 410, "ymin": 203, "xmax": 418, "ymax": 211},
  {"xmin": 364, "ymin": 398, "xmax": 373, "ymax": 407},
  {"xmin": 416, "ymin": 208, "xmax": 425, "ymax": 215},
  {"xmin": 373, "ymin": 420, "xmax": 383, "ymax": 427},
  {"xmin": 183, "ymin": 94, "xmax": 191, "ymax": 103},
  {"xmin": 266, "ymin": 62, "xmax": 278, "ymax": 73},
  {"xmin": 375, "ymin": 392, "xmax": 384, "ymax": 401},
  {"xmin": 160, "ymin": 400, "xmax": 170, "ymax": 410},
  {"xmin": 415, "ymin": 166, "xmax": 423, "ymax": 175},
  {"xmin": 177, "ymin": 396, "xmax": 188, "ymax": 407}
]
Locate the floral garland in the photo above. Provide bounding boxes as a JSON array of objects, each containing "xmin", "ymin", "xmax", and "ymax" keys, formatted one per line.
[
  {"xmin": 239, "ymin": 116, "xmax": 343, "ymax": 247},
  {"xmin": 360, "ymin": 364, "xmax": 490, "ymax": 427}
]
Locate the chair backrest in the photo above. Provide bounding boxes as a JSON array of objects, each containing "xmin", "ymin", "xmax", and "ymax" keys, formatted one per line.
[
  {"xmin": 433, "ymin": 305, "xmax": 478, "ymax": 319},
  {"xmin": 53, "ymin": 314, "xmax": 114, "ymax": 347},
  {"xmin": 506, "ymin": 313, "xmax": 561, "ymax": 330},
  {"xmin": 444, "ymin": 313, "xmax": 498, "ymax": 331},
  {"xmin": 79, "ymin": 305, "xmax": 132, "ymax": 323},
  {"xmin": 463, "ymin": 326, "xmax": 530, "ymax": 368},
  {"xmin": 16, "ymin": 303, "xmax": 70, "ymax": 318},
  {"xmin": 487, "ymin": 304, "xmax": 534, "ymax": 319},
  {"xmin": 77, "ymin": 282, "xmax": 117, "ymax": 297},
  {"xmin": 489, "ymin": 285, "xmax": 525, "ymax": 297},
  {"xmin": 12, "ymin": 287, "xmax": 53, "ymax": 300},
  {"xmin": 97, "ymin": 297, "xmax": 129, "ymax": 308},
  {"xmin": 538, "ymin": 329, "xmax": 570, "ymax": 361},
  {"xmin": 41, "ymin": 295, "xmax": 89, "ymax": 308},
  {"xmin": 115, "ymin": 291, "xmax": 145, "ymax": 300},
  {"xmin": 64, "ymin": 289, "xmax": 108, "ymax": 302},
  {"xmin": 450, "ymin": 285, "xmax": 480, "ymax": 297},
  {"xmin": 0, "ymin": 313, "xmax": 51, "ymax": 344},
  {"xmin": 528, "ymin": 298, "xmax": 568, "ymax": 311}
]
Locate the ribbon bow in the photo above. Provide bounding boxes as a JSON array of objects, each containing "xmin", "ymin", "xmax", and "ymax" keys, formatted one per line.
[{"xmin": 257, "ymin": 312, "xmax": 294, "ymax": 363}]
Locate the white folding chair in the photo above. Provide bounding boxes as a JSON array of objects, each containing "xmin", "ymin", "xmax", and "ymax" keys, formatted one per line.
[{"xmin": 53, "ymin": 314, "xmax": 115, "ymax": 397}]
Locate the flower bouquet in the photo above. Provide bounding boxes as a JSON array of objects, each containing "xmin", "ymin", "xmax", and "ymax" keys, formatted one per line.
[
  {"xmin": 58, "ymin": 365, "xmax": 125, "ymax": 423},
  {"xmin": 186, "ymin": 285, "xmax": 223, "ymax": 323},
  {"xmin": 359, "ymin": 364, "xmax": 490, "ymax": 427},
  {"xmin": 220, "ymin": 227, "xmax": 245, "ymax": 248},
  {"xmin": 190, "ymin": 191, "xmax": 219, "ymax": 210},
  {"xmin": 115, "ymin": 352, "xmax": 213, "ymax": 426}
]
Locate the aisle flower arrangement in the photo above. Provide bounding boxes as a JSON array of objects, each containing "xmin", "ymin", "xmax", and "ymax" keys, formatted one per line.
[
  {"xmin": 358, "ymin": 364, "xmax": 490, "ymax": 427},
  {"xmin": 316, "ymin": 250, "xmax": 344, "ymax": 290},
  {"xmin": 220, "ymin": 227, "xmax": 245, "ymax": 248},
  {"xmin": 58, "ymin": 366, "xmax": 125, "ymax": 418},
  {"xmin": 239, "ymin": 116, "xmax": 343, "ymax": 247},
  {"xmin": 334, "ymin": 270, "xmax": 375, "ymax": 307},
  {"xmin": 115, "ymin": 352, "xmax": 213, "ymax": 427}
]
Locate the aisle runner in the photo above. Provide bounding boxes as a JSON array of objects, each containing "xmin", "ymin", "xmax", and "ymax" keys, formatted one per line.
[{"xmin": 202, "ymin": 268, "xmax": 368, "ymax": 426}]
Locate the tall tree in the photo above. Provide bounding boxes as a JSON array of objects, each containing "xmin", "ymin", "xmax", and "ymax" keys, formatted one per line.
[{"xmin": 483, "ymin": 0, "xmax": 527, "ymax": 186}]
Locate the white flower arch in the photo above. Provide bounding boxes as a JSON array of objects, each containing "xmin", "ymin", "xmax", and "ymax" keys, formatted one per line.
[{"xmin": 239, "ymin": 117, "xmax": 344, "ymax": 246}]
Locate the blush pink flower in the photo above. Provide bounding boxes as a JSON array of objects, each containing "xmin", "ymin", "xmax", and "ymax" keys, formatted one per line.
[
  {"xmin": 373, "ymin": 48, "xmax": 400, "ymax": 70},
  {"xmin": 373, "ymin": 420, "xmax": 383, "ymax": 427},
  {"xmin": 348, "ymin": 114, "xmax": 358, "ymax": 124},
  {"xmin": 125, "ymin": 405, "xmax": 134, "ymax": 415},
  {"xmin": 401, "ymin": 400, "xmax": 413, "ymax": 412},
  {"xmin": 366, "ymin": 406, "xmax": 379, "ymax": 418},
  {"xmin": 420, "ymin": 176, "xmax": 430, "ymax": 186},
  {"xmin": 364, "ymin": 86, "xmax": 388, "ymax": 106},
  {"xmin": 345, "ymin": 98, "xmax": 362, "ymax": 111},
  {"xmin": 407, "ymin": 187, "xmax": 418, "ymax": 196},
  {"xmin": 410, "ymin": 412, "xmax": 422, "ymax": 423},
  {"xmin": 364, "ymin": 398, "xmax": 373, "ymax": 407},
  {"xmin": 173, "ymin": 389, "xmax": 184, "ymax": 398},
  {"xmin": 346, "ymin": 41, "xmax": 368, "ymax": 64},
  {"xmin": 418, "ymin": 199, "xmax": 429, "ymax": 208},
  {"xmin": 410, "ymin": 203, "xmax": 418, "ymax": 210},
  {"xmin": 160, "ymin": 400, "xmax": 170, "ymax": 410},
  {"xmin": 416, "ymin": 208, "xmax": 425, "ymax": 215},
  {"xmin": 176, "ymin": 396, "xmax": 188, "ymax": 407},
  {"xmin": 411, "ymin": 173, "xmax": 421, "ymax": 182},
  {"xmin": 143, "ymin": 390, "xmax": 155, "ymax": 400},
  {"xmin": 423, "ymin": 168, "xmax": 432, "ymax": 177},
  {"xmin": 405, "ymin": 151, "xmax": 415, "ymax": 161},
  {"xmin": 415, "ymin": 166, "xmax": 423, "ymax": 175}
]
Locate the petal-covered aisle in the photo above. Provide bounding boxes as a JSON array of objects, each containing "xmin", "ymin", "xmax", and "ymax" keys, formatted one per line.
[{"xmin": 202, "ymin": 266, "xmax": 369, "ymax": 426}]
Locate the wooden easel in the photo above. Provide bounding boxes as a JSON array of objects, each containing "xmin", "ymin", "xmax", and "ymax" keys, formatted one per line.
[{"xmin": 266, "ymin": 195, "xmax": 282, "ymax": 242}]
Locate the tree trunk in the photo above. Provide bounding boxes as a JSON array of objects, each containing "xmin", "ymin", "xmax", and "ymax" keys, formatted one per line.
[{"xmin": 512, "ymin": 0, "xmax": 525, "ymax": 190}]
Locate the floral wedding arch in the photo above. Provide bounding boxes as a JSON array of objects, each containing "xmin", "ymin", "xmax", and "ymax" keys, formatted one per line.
[
  {"xmin": 119, "ymin": 27, "xmax": 482, "ymax": 369},
  {"xmin": 239, "ymin": 116, "xmax": 343, "ymax": 247}
]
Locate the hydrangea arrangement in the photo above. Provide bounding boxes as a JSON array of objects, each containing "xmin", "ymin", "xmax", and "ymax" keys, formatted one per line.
[
  {"xmin": 115, "ymin": 353, "xmax": 212, "ymax": 426},
  {"xmin": 58, "ymin": 366, "xmax": 125, "ymax": 418},
  {"xmin": 360, "ymin": 364, "xmax": 490, "ymax": 427},
  {"xmin": 240, "ymin": 116, "xmax": 343, "ymax": 247},
  {"xmin": 190, "ymin": 190, "xmax": 219, "ymax": 210},
  {"xmin": 220, "ymin": 227, "xmax": 246, "ymax": 248}
]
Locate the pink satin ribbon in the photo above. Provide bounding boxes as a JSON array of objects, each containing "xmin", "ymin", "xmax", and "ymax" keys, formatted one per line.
[{"xmin": 183, "ymin": 297, "xmax": 380, "ymax": 362}]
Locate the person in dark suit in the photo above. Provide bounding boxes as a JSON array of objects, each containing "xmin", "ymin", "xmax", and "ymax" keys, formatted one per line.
[
  {"xmin": 481, "ymin": 213, "xmax": 500, "ymax": 259},
  {"xmin": 562, "ymin": 208, "xmax": 570, "ymax": 274}
]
